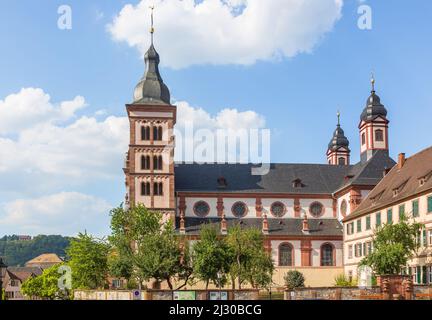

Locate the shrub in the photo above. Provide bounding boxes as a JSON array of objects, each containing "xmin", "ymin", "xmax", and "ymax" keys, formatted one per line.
[
  {"xmin": 334, "ymin": 273, "xmax": 357, "ymax": 287},
  {"xmin": 283, "ymin": 270, "xmax": 305, "ymax": 290}
]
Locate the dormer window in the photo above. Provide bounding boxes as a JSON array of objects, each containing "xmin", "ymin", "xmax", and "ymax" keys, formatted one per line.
[
  {"xmin": 393, "ymin": 180, "xmax": 408, "ymax": 197},
  {"xmin": 418, "ymin": 171, "xmax": 432, "ymax": 187},
  {"xmin": 217, "ymin": 177, "xmax": 227, "ymax": 189},
  {"xmin": 292, "ymin": 178, "xmax": 304, "ymax": 188}
]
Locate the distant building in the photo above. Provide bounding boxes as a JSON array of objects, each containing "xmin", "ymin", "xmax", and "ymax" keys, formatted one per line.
[
  {"xmin": 17, "ymin": 235, "xmax": 32, "ymax": 241},
  {"xmin": 3, "ymin": 267, "xmax": 43, "ymax": 300},
  {"xmin": 25, "ymin": 253, "xmax": 63, "ymax": 269},
  {"xmin": 343, "ymin": 148, "xmax": 432, "ymax": 283}
]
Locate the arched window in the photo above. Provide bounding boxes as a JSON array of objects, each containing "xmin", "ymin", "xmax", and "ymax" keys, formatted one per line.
[
  {"xmin": 141, "ymin": 126, "xmax": 150, "ymax": 141},
  {"xmin": 321, "ymin": 243, "xmax": 335, "ymax": 266},
  {"xmin": 361, "ymin": 133, "xmax": 366, "ymax": 145},
  {"xmin": 141, "ymin": 156, "xmax": 150, "ymax": 170},
  {"xmin": 338, "ymin": 157, "xmax": 346, "ymax": 165},
  {"xmin": 153, "ymin": 155, "xmax": 163, "ymax": 171},
  {"xmin": 279, "ymin": 243, "xmax": 293, "ymax": 266},
  {"xmin": 153, "ymin": 126, "xmax": 163, "ymax": 141},
  {"xmin": 153, "ymin": 182, "xmax": 163, "ymax": 196},
  {"xmin": 141, "ymin": 182, "xmax": 151, "ymax": 196},
  {"xmin": 375, "ymin": 129, "xmax": 384, "ymax": 142}
]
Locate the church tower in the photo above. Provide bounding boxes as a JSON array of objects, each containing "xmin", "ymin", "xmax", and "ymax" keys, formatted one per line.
[
  {"xmin": 123, "ymin": 8, "xmax": 176, "ymax": 221},
  {"xmin": 327, "ymin": 112, "xmax": 350, "ymax": 165},
  {"xmin": 359, "ymin": 76, "xmax": 389, "ymax": 162}
]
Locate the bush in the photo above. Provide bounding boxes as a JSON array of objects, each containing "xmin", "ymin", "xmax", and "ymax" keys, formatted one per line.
[
  {"xmin": 334, "ymin": 274, "xmax": 357, "ymax": 287},
  {"xmin": 283, "ymin": 270, "xmax": 305, "ymax": 290}
]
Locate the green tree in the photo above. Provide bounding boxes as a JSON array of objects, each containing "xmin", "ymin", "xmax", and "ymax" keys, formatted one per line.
[
  {"xmin": 360, "ymin": 217, "xmax": 423, "ymax": 275},
  {"xmin": 193, "ymin": 226, "xmax": 233, "ymax": 289},
  {"xmin": 284, "ymin": 270, "xmax": 305, "ymax": 290},
  {"xmin": 109, "ymin": 205, "xmax": 190, "ymax": 290},
  {"xmin": 225, "ymin": 225, "xmax": 273, "ymax": 289},
  {"xmin": 66, "ymin": 233, "xmax": 110, "ymax": 289},
  {"xmin": 21, "ymin": 264, "xmax": 71, "ymax": 300}
]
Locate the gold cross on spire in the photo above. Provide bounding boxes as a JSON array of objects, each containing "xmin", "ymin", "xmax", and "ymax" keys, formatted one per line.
[
  {"xmin": 371, "ymin": 71, "xmax": 375, "ymax": 92},
  {"xmin": 149, "ymin": 5, "xmax": 155, "ymax": 44},
  {"xmin": 337, "ymin": 110, "xmax": 341, "ymax": 126}
]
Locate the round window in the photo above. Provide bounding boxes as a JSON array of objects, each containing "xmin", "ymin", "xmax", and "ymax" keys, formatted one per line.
[
  {"xmin": 309, "ymin": 202, "xmax": 324, "ymax": 217},
  {"xmin": 271, "ymin": 202, "xmax": 286, "ymax": 217},
  {"xmin": 193, "ymin": 201, "xmax": 210, "ymax": 217},
  {"xmin": 232, "ymin": 202, "xmax": 248, "ymax": 218},
  {"xmin": 340, "ymin": 200, "xmax": 348, "ymax": 217}
]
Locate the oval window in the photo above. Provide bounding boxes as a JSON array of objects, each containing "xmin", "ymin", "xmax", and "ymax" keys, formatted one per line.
[
  {"xmin": 309, "ymin": 202, "xmax": 324, "ymax": 217},
  {"xmin": 193, "ymin": 201, "xmax": 210, "ymax": 217},
  {"xmin": 340, "ymin": 200, "xmax": 348, "ymax": 217},
  {"xmin": 232, "ymin": 202, "xmax": 248, "ymax": 218},
  {"xmin": 271, "ymin": 202, "xmax": 286, "ymax": 218}
]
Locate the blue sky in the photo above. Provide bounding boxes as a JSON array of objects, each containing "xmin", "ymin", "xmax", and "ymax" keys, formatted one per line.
[{"xmin": 0, "ymin": 0, "xmax": 431, "ymax": 236}]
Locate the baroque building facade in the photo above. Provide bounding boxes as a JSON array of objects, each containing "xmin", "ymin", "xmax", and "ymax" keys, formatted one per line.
[{"xmin": 123, "ymin": 38, "xmax": 396, "ymax": 287}]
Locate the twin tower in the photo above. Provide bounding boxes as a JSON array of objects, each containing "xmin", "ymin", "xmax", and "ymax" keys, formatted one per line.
[{"xmin": 326, "ymin": 77, "xmax": 390, "ymax": 166}]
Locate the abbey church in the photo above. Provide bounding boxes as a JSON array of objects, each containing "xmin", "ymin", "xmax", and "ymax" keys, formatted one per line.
[{"xmin": 122, "ymin": 35, "xmax": 397, "ymax": 287}]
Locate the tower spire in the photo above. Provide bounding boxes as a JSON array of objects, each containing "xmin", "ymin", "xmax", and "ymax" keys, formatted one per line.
[
  {"xmin": 149, "ymin": 5, "xmax": 155, "ymax": 45},
  {"xmin": 337, "ymin": 110, "xmax": 341, "ymax": 126},
  {"xmin": 371, "ymin": 72, "xmax": 375, "ymax": 92}
]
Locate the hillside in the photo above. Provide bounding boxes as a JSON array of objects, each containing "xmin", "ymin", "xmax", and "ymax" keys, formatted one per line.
[{"xmin": 0, "ymin": 235, "xmax": 72, "ymax": 266}]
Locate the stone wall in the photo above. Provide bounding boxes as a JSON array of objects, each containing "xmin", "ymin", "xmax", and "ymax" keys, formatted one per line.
[
  {"xmin": 74, "ymin": 289, "xmax": 259, "ymax": 301},
  {"xmin": 289, "ymin": 286, "xmax": 381, "ymax": 300}
]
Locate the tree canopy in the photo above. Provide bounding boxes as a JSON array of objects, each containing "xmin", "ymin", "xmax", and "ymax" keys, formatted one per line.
[
  {"xmin": 66, "ymin": 233, "xmax": 110, "ymax": 290},
  {"xmin": 360, "ymin": 217, "xmax": 423, "ymax": 275}
]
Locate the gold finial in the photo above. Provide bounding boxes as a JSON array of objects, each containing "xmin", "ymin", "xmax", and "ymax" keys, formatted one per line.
[
  {"xmin": 337, "ymin": 110, "xmax": 341, "ymax": 126},
  {"xmin": 371, "ymin": 72, "xmax": 375, "ymax": 92},
  {"xmin": 149, "ymin": 5, "xmax": 155, "ymax": 44}
]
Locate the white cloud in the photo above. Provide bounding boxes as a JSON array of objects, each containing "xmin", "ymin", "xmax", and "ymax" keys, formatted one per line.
[
  {"xmin": 0, "ymin": 88, "xmax": 87, "ymax": 135},
  {"xmin": 0, "ymin": 192, "xmax": 112, "ymax": 236},
  {"xmin": 0, "ymin": 88, "xmax": 267, "ymax": 235},
  {"xmin": 108, "ymin": 0, "xmax": 343, "ymax": 68}
]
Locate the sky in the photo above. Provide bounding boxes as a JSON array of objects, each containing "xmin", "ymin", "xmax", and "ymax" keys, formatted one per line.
[{"xmin": 0, "ymin": 0, "xmax": 431, "ymax": 237}]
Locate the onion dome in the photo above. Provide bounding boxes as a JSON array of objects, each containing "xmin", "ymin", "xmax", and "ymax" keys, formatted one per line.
[
  {"xmin": 360, "ymin": 76, "xmax": 387, "ymax": 122},
  {"xmin": 328, "ymin": 112, "xmax": 350, "ymax": 151},
  {"xmin": 133, "ymin": 7, "xmax": 170, "ymax": 105}
]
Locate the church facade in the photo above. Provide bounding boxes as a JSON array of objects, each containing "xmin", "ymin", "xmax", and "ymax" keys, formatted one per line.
[{"xmin": 122, "ymin": 39, "xmax": 396, "ymax": 287}]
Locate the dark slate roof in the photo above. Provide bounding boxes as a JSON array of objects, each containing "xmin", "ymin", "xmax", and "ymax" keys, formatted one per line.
[
  {"xmin": 177, "ymin": 218, "xmax": 343, "ymax": 237},
  {"xmin": 360, "ymin": 90, "xmax": 388, "ymax": 122},
  {"xmin": 328, "ymin": 124, "xmax": 350, "ymax": 151},
  {"xmin": 175, "ymin": 151, "xmax": 395, "ymax": 195},
  {"xmin": 133, "ymin": 44, "xmax": 171, "ymax": 105},
  {"xmin": 345, "ymin": 147, "xmax": 432, "ymax": 221}
]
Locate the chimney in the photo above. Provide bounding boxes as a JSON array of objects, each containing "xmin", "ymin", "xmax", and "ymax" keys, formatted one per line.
[
  {"xmin": 398, "ymin": 153, "xmax": 406, "ymax": 169},
  {"xmin": 262, "ymin": 214, "xmax": 269, "ymax": 235},
  {"xmin": 302, "ymin": 214, "xmax": 310, "ymax": 234}
]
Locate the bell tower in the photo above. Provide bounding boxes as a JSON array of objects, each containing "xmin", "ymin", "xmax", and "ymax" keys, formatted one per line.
[
  {"xmin": 359, "ymin": 75, "xmax": 389, "ymax": 162},
  {"xmin": 327, "ymin": 112, "xmax": 350, "ymax": 165},
  {"xmin": 123, "ymin": 7, "xmax": 176, "ymax": 221}
]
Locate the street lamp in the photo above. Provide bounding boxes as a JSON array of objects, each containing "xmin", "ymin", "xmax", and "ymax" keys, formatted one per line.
[
  {"xmin": 217, "ymin": 270, "xmax": 223, "ymax": 300},
  {"xmin": 0, "ymin": 257, "xmax": 7, "ymax": 301}
]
